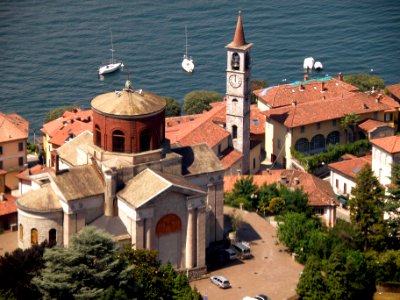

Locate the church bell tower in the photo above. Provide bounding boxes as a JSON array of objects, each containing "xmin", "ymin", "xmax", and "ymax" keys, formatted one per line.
[{"xmin": 226, "ymin": 12, "xmax": 253, "ymax": 174}]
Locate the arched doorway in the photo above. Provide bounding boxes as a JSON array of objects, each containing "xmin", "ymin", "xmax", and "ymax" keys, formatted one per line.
[
  {"xmin": 156, "ymin": 214, "xmax": 182, "ymax": 267},
  {"xmin": 31, "ymin": 228, "xmax": 38, "ymax": 245},
  {"xmin": 49, "ymin": 229, "xmax": 57, "ymax": 245},
  {"xmin": 112, "ymin": 130, "xmax": 125, "ymax": 152}
]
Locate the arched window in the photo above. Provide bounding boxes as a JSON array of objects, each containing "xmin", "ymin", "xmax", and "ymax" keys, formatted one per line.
[
  {"xmin": 232, "ymin": 98, "xmax": 238, "ymax": 103},
  {"xmin": 232, "ymin": 125, "xmax": 238, "ymax": 139},
  {"xmin": 140, "ymin": 129, "xmax": 151, "ymax": 152},
  {"xmin": 95, "ymin": 125, "xmax": 101, "ymax": 147},
  {"xmin": 31, "ymin": 228, "xmax": 38, "ymax": 245},
  {"xmin": 19, "ymin": 224, "xmax": 23, "ymax": 241},
  {"xmin": 231, "ymin": 52, "xmax": 240, "ymax": 70},
  {"xmin": 245, "ymin": 52, "xmax": 251, "ymax": 70},
  {"xmin": 326, "ymin": 131, "xmax": 340, "ymax": 145},
  {"xmin": 112, "ymin": 130, "xmax": 125, "ymax": 152},
  {"xmin": 156, "ymin": 214, "xmax": 182, "ymax": 236},
  {"xmin": 310, "ymin": 134, "xmax": 325, "ymax": 152},
  {"xmin": 49, "ymin": 229, "xmax": 57, "ymax": 245},
  {"xmin": 295, "ymin": 138, "xmax": 309, "ymax": 153}
]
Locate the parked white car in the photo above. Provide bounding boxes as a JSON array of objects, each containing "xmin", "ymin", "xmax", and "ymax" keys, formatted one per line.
[{"xmin": 210, "ymin": 275, "xmax": 231, "ymax": 289}]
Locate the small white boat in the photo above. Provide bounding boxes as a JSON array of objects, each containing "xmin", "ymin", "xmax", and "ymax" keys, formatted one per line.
[
  {"xmin": 314, "ymin": 61, "xmax": 323, "ymax": 70},
  {"xmin": 303, "ymin": 57, "xmax": 314, "ymax": 70},
  {"xmin": 182, "ymin": 26, "xmax": 194, "ymax": 73},
  {"xmin": 98, "ymin": 30, "xmax": 124, "ymax": 75}
]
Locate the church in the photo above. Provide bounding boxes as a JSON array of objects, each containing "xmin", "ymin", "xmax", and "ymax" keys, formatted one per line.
[{"xmin": 16, "ymin": 14, "xmax": 254, "ymax": 275}]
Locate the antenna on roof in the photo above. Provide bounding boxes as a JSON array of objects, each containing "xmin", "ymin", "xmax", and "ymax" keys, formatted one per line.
[{"xmin": 124, "ymin": 67, "xmax": 133, "ymax": 91}]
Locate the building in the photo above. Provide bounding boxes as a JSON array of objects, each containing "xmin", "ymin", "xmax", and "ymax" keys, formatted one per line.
[
  {"xmin": 0, "ymin": 112, "xmax": 29, "ymax": 191},
  {"xmin": 256, "ymin": 77, "xmax": 399, "ymax": 168},
  {"xmin": 0, "ymin": 170, "xmax": 17, "ymax": 231},
  {"xmin": 40, "ymin": 108, "xmax": 92, "ymax": 168},
  {"xmin": 224, "ymin": 169, "xmax": 338, "ymax": 227}
]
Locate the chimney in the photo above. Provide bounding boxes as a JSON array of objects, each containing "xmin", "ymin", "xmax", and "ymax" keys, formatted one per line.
[
  {"xmin": 294, "ymin": 177, "xmax": 300, "ymax": 185},
  {"xmin": 376, "ymin": 94, "xmax": 382, "ymax": 103},
  {"xmin": 303, "ymin": 74, "xmax": 309, "ymax": 81},
  {"xmin": 292, "ymin": 100, "xmax": 297, "ymax": 107},
  {"xmin": 299, "ymin": 83, "xmax": 305, "ymax": 91},
  {"xmin": 321, "ymin": 81, "xmax": 326, "ymax": 92},
  {"xmin": 53, "ymin": 152, "xmax": 60, "ymax": 174},
  {"xmin": 280, "ymin": 175, "xmax": 288, "ymax": 185},
  {"xmin": 338, "ymin": 72, "xmax": 343, "ymax": 81}
]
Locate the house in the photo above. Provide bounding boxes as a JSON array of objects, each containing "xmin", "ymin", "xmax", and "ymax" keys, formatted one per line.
[
  {"xmin": 40, "ymin": 108, "xmax": 92, "ymax": 168},
  {"xmin": 0, "ymin": 170, "xmax": 17, "ymax": 231},
  {"xmin": 224, "ymin": 169, "xmax": 338, "ymax": 227},
  {"xmin": 358, "ymin": 119, "xmax": 394, "ymax": 140},
  {"xmin": 257, "ymin": 78, "xmax": 399, "ymax": 168},
  {"xmin": 386, "ymin": 83, "xmax": 400, "ymax": 102},
  {"xmin": 15, "ymin": 164, "xmax": 51, "ymax": 195},
  {"xmin": 0, "ymin": 112, "xmax": 29, "ymax": 191}
]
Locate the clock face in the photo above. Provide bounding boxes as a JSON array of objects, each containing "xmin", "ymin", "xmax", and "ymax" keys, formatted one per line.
[{"xmin": 229, "ymin": 74, "xmax": 242, "ymax": 88}]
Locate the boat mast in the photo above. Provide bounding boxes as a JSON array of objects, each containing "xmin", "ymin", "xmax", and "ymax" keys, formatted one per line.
[
  {"xmin": 110, "ymin": 29, "xmax": 115, "ymax": 64},
  {"xmin": 185, "ymin": 25, "xmax": 188, "ymax": 57}
]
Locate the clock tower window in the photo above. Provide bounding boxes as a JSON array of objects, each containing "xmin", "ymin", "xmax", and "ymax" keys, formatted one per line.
[
  {"xmin": 232, "ymin": 125, "xmax": 238, "ymax": 139},
  {"xmin": 231, "ymin": 52, "xmax": 240, "ymax": 70}
]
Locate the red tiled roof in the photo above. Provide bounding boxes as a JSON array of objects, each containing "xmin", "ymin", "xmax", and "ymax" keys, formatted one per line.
[
  {"xmin": 386, "ymin": 83, "xmax": 400, "ymax": 99},
  {"xmin": 40, "ymin": 109, "xmax": 92, "ymax": 137},
  {"xmin": 370, "ymin": 135, "xmax": 400, "ymax": 154},
  {"xmin": 49, "ymin": 120, "xmax": 92, "ymax": 146},
  {"xmin": 255, "ymin": 78, "xmax": 358, "ymax": 109},
  {"xmin": 0, "ymin": 112, "xmax": 29, "ymax": 143},
  {"xmin": 224, "ymin": 169, "xmax": 338, "ymax": 207},
  {"xmin": 0, "ymin": 194, "xmax": 17, "ymax": 216},
  {"xmin": 16, "ymin": 164, "xmax": 50, "ymax": 181},
  {"xmin": 220, "ymin": 148, "xmax": 242, "ymax": 169},
  {"xmin": 328, "ymin": 155, "xmax": 371, "ymax": 179},
  {"xmin": 263, "ymin": 92, "xmax": 399, "ymax": 128},
  {"xmin": 358, "ymin": 119, "xmax": 388, "ymax": 132}
]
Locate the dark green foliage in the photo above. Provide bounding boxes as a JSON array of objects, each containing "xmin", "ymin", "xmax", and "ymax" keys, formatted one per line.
[
  {"xmin": 344, "ymin": 73, "xmax": 385, "ymax": 92},
  {"xmin": 291, "ymin": 139, "xmax": 370, "ymax": 173},
  {"xmin": 33, "ymin": 227, "xmax": 127, "ymax": 300},
  {"xmin": 0, "ymin": 242, "xmax": 48, "ymax": 300},
  {"xmin": 349, "ymin": 164, "xmax": 386, "ymax": 251},
  {"xmin": 26, "ymin": 142, "xmax": 38, "ymax": 154},
  {"xmin": 386, "ymin": 162, "xmax": 400, "ymax": 247},
  {"xmin": 183, "ymin": 90, "xmax": 222, "ymax": 115},
  {"xmin": 297, "ymin": 256, "xmax": 327, "ymax": 300},
  {"xmin": 251, "ymin": 79, "xmax": 268, "ymax": 103},
  {"xmin": 374, "ymin": 250, "xmax": 400, "ymax": 284},
  {"xmin": 267, "ymin": 197, "xmax": 285, "ymax": 215},
  {"xmin": 257, "ymin": 183, "xmax": 279, "ymax": 215},
  {"xmin": 44, "ymin": 104, "xmax": 80, "ymax": 123},
  {"xmin": 164, "ymin": 96, "xmax": 181, "ymax": 117},
  {"xmin": 224, "ymin": 176, "xmax": 258, "ymax": 209},
  {"xmin": 279, "ymin": 186, "xmax": 312, "ymax": 216},
  {"xmin": 340, "ymin": 113, "xmax": 360, "ymax": 143}
]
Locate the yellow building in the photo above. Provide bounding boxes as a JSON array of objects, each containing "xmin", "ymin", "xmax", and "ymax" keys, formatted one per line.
[{"xmin": 255, "ymin": 76, "xmax": 399, "ymax": 168}]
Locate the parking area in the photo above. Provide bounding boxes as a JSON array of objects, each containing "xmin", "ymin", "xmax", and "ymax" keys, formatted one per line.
[{"xmin": 191, "ymin": 207, "xmax": 303, "ymax": 300}]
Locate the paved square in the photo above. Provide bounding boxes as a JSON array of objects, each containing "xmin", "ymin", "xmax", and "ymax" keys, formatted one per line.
[{"xmin": 191, "ymin": 207, "xmax": 303, "ymax": 300}]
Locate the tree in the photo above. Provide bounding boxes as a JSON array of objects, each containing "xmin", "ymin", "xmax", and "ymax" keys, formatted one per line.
[
  {"xmin": 225, "ymin": 176, "xmax": 258, "ymax": 210},
  {"xmin": 297, "ymin": 256, "xmax": 328, "ymax": 300},
  {"xmin": 33, "ymin": 227, "xmax": 127, "ymax": 300},
  {"xmin": 385, "ymin": 161, "xmax": 400, "ymax": 247},
  {"xmin": 183, "ymin": 90, "xmax": 222, "ymax": 115},
  {"xmin": 44, "ymin": 104, "xmax": 80, "ymax": 123},
  {"xmin": 0, "ymin": 242, "xmax": 49, "ymax": 300},
  {"xmin": 349, "ymin": 164, "xmax": 386, "ymax": 251},
  {"xmin": 164, "ymin": 96, "xmax": 181, "ymax": 117},
  {"xmin": 250, "ymin": 79, "xmax": 268, "ymax": 103},
  {"xmin": 340, "ymin": 113, "xmax": 360, "ymax": 143},
  {"xmin": 267, "ymin": 197, "xmax": 285, "ymax": 215},
  {"xmin": 279, "ymin": 185, "xmax": 312, "ymax": 216},
  {"xmin": 344, "ymin": 73, "xmax": 385, "ymax": 92}
]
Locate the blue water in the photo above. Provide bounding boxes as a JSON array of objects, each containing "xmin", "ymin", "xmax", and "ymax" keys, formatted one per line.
[{"xmin": 1, "ymin": 0, "xmax": 400, "ymax": 132}]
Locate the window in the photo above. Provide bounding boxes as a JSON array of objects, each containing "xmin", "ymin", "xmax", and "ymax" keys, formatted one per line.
[
  {"xmin": 245, "ymin": 52, "xmax": 251, "ymax": 70},
  {"xmin": 19, "ymin": 157, "xmax": 23, "ymax": 166},
  {"xmin": 295, "ymin": 138, "xmax": 309, "ymax": 153},
  {"xmin": 218, "ymin": 144, "xmax": 221, "ymax": 155},
  {"xmin": 300, "ymin": 126, "xmax": 305, "ymax": 133},
  {"xmin": 112, "ymin": 130, "xmax": 125, "ymax": 152},
  {"xmin": 19, "ymin": 224, "xmax": 23, "ymax": 241},
  {"xmin": 0, "ymin": 146, "xmax": 2, "ymax": 155},
  {"xmin": 0, "ymin": 161, "xmax": 2, "ymax": 169},
  {"xmin": 95, "ymin": 125, "xmax": 101, "ymax": 147},
  {"xmin": 343, "ymin": 183, "xmax": 347, "ymax": 194},
  {"xmin": 31, "ymin": 228, "xmax": 38, "ymax": 245},
  {"xmin": 140, "ymin": 129, "xmax": 151, "ymax": 152},
  {"xmin": 385, "ymin": 113, "xmax": 393, "ymax": 122},
  {"xmin": 310, "ymin": 134, "xmax": 325, "ymax": 152},
  {"xmin": 49, "ymin": 229, "xmax": 57, "ymax": 245},
  {"xmin": 232, "ymin": 98, "xmax": 238, "ymax": 103},
  {"xmin": 332, "ymin": 119, "xmax": 337, "ymax": 126},
  {"xmin": 253, "ymin": 158, "xmax": 256, "ymax": 169},
  {"xmin": 314, "ymin": 208, "xmax": 324, "ymax": 215},
  {"xmin": 335, "ymin": 179, "xmax": 339, "ymax": 188},
  {"xmin": 18, "ymin": 142, "xmax": 23, "ymax": 151},
  {"xmin": 231, "ymin": 52, "xmax": 240, "ymax": 70},
  {"xmin": 232, "ymin": 125, "xmax": 238, "ymax": 139},
  {"xmin": 327, "ymin": 131, "xmax": 340, "ymax": 145},
  {"xmin": 316, "ymin": 122, "xmax": 321, "ymax": 130},
  {"xmin": 374, "ymin": 112, "xmax": 378, "ymax": 119}
]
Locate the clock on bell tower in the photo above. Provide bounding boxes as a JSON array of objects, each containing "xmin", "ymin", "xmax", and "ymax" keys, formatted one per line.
[{"xmin": 225, "ymin": 12, "xmax": 253, "ymax": 174}]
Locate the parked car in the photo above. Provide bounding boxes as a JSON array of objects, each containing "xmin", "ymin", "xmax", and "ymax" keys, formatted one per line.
[
  {"xmin": 255, "ymin": 294, "xmax": 269, "ymax": 300},
  {"xmin": 210, "ymin": 275, "xmax": 231, "ymax": 289},
  {"xmin": 224, "ymin": 248, "xmax": 237, "ymax": 261},
  {"xmin": 232, "ymin": 241, "xmax": 252, "ymax": 259}
]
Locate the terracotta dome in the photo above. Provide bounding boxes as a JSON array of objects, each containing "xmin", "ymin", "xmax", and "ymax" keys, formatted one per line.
[{"xmin": 91, "ymin": 82, "xmax": 166, "ymax": 117}]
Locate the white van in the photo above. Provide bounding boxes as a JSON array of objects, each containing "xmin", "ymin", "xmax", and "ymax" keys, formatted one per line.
[{"xmin": 232, "ymin": 241, "xmax": 251, "ymax": 259}]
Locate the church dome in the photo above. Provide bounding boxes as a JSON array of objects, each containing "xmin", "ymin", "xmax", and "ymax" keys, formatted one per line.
[{"xmin": 91, "ymin": 81, "xmax": 166, "ymax": 118}]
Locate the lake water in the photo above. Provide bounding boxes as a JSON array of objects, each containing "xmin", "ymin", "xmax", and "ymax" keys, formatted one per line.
[{"xmin": 1, "ymin": 0, "xmax": 399, "ymax": 133}]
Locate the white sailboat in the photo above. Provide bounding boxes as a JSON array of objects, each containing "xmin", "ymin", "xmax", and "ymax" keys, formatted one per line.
[
  {"xmin": 181, "ymin": 26, "xmax": 194, "ymax": 73},
  {"xmin": 98, "ymin": 30, "xmax": 124, "ymax": 75}
]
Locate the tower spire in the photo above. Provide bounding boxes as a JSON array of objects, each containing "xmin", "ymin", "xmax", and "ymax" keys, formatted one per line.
[{"xmin": 231, "ymin": 11, "xmax": 246, "ymax": 47}]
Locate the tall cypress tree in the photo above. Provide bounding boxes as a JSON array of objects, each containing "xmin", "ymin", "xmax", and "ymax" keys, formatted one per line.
[{"xmin": 349, "ymin": 164, "xmax": 386, "ymax": 251}]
